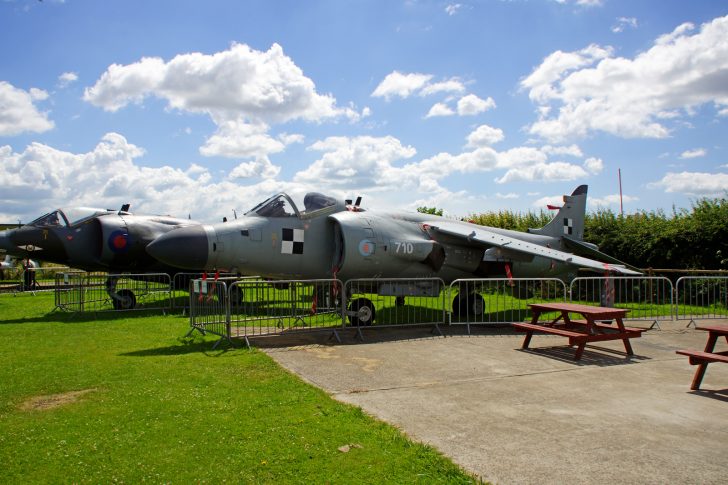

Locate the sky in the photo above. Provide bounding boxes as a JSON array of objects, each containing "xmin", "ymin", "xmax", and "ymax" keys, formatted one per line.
[{"xmin": 1, "ymin": 0, "xmax": 727, "ymax": 224}]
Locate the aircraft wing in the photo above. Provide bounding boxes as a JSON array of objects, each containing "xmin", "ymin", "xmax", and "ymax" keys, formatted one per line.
[
  {"xmin": 426, "ymin": 221, "xmax": 641, "ymax": 276},
  {"xmin": 562, "ymin": 237, "xmax": 641, "ymax": 273}
]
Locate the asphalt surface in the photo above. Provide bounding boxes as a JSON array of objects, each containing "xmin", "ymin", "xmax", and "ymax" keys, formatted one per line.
[{"xmin": 255, "ymin": 320, "xmax": 728, "ymax": 485}]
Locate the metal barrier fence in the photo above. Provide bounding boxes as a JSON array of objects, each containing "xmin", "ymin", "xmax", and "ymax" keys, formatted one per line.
[
  {"xmin": 569, "ymin": 276, "xmax": 673, "ymax": 328},
  {"xmin": 0, "ymin": 266, "xmax": 73, "ymax": 294},
  {"xmin": 229, "ymin": 279, "xmax": 344, "ymax": 345},
  {"xmin": 171, "ymin": 272, "xmax": 249, "ymax": 310},
  {"xmin": 54, "ymin": 272, "xmax": 172, "ymax": 313},
  {"xmin": 344, "ymin": 278, "xmax": 447, "ymax": 334},
  {"xmin": 188, "ymin": 278, "xmax": 232, "ymax": 348},
  {"xmin": 675, "ymin": 276, "xmax": 728, "ymax": 323},
  {"xmin": 449, "ymin": 278, "xmax": 567, "ymax": 332}
]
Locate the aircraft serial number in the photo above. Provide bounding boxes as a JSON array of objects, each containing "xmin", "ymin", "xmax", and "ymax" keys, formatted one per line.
[{"xmin": 394, "ymin": 241, "xmax": 414, "ymax": 254}]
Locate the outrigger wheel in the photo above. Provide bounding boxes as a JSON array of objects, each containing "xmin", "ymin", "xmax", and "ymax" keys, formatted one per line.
[
  {"xmin": 111, "ymin": 288, "xmax": 137, "ymax": 310},
  {"xmin": 348, "ymin": 297, "xmax": 375, "ymax": 326},
  {"xmin": 452, "ymin": 293, "xmax": 485, "ymax": 318}
]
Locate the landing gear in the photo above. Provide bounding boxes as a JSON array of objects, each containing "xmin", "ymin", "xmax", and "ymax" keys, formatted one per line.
[
  {"xmin": 347, "ymin": 297, "xmax": 375, "ymax": 326},
  {"xmin": 452, "ymin": 293, "xmax": 484, "ymax": 318},
  {"xmin": 106, "ymin": 277, "xmax": 137, "ymax": 310}
]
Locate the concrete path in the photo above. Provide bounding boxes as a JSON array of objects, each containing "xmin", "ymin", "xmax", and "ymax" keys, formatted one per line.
[{"xmin": 256, "ymin": 321, "xmax": 728, "ymax": 484}]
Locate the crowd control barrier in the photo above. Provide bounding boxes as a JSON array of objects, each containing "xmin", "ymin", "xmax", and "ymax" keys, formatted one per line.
[
  {"xmin": 448, "ymin": 278, "xmax": 567, "ymax": 333},
  {"xmin": 569, "ymin": 276, "xmax": 673, "ymax": 329},
  {"xmin": 343, "ymin": 278, "xmax": 447, "ymax": 337},
  {"xmin": 675, "ymin": 276, "xmax": 728, "ymax": 324},
  {"xmin": 54, "ymin": 272, "xmax": 172, "ymax": 313},
  {"xmin": 229, "ymin": 279, "xmax": 344, "ymax": 346}
]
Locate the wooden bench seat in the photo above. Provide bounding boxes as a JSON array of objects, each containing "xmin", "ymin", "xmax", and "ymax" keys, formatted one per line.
[
  {"xmin": 676, "ymin": 349, "xmax": 728, "ymax": 365},
  {"xmin": 569, "ymin": 319, "xmax": 645, "ymax": 334},
  {"xmin": 512, "ymin": 322, "xmax": 584, "ymax": 339}
]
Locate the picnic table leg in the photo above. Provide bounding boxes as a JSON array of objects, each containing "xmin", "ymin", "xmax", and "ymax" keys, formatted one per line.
[
  {"xmin": 615, "ymin": 317, "xmax": 634, "ymax": 356},
  {"xmin": 521, "ymin": 310, "xmax": 541, "ymax": 349},
  {"xmin": 691, "ymin": 332, "xmax": 720, "ymax": 391},
  {"xmin": 690, "ymin": 364, "xmax": 709, "ymax": 391},
  {"xmin": 522, "ymin": 331, "xmax": 533, "ymax": 349},
  {"xmin": 574, "ymin": 342, "xmax": 586, "ymax": 360}
]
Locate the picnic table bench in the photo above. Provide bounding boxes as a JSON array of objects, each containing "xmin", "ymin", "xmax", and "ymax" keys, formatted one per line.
[
  {"xmin": 676, "ymin": 324, "xmax": 728, "ymax": 390},
  {"xmin": 512, "ymin": 302, "xmax": 644, "ymax": 360}
]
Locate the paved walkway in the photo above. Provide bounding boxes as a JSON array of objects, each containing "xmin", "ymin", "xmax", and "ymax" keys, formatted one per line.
[{"xmin": 257, "ymin": 320, "xmax": 728, "ymax": 484}]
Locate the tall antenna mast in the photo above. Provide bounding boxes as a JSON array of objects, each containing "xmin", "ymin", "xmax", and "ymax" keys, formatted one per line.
[{"xmin": 618, "ymin": 168, "xmax": 624, "ymax": 216}]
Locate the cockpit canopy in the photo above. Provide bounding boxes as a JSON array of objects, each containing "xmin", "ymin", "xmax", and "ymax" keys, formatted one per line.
[
  {"xmin": 29, "ymin": 208, "xmax": 116, "ymax": 227},
  {"xmin": 246, "ymin": 192, "xmax": 341, "ymax": 218}
]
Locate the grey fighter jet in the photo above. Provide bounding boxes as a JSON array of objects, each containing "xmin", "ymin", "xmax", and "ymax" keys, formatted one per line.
[
  {"xmin": 0, "ymin": 205, "xmax": 199, "ymax": 308},
  {"xmin": 147, "ymin": 186, "xmax": 638, "ymax": 320}
]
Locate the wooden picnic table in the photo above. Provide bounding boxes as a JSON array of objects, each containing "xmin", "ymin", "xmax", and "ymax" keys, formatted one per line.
[
  {"xmin": 676, "ymin": 324, "xmax": 728, "ymax": 390},
  {"xmin": 512, "ymin": 302, "xmax": 643, "ymax": 360}
]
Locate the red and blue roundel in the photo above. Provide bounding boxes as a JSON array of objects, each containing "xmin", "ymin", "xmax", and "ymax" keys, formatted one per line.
[{"xmin": 108, "ymin": 230, "xmax": 130, "ymax": 253}]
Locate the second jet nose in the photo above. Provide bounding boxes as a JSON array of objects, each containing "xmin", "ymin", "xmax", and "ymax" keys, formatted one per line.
[
  {"xmin": 146, "ymin": 225, "xmax": 210, "ymax": 270},
  {"xmin": 0, "ymin": 229, "xmax": 16, "ymax": 253}
]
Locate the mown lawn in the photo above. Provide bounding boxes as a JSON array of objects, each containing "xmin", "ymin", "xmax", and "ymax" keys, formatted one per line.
[{"xmin": 0, "ymin": 293, "xmax": 477, "ymax": 484}]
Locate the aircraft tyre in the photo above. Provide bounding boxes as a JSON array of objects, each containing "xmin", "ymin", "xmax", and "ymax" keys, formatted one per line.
[
  {"xmin": 452, "ymin": 293, "xmax": 485, "ymax": 318},
  {"xmin": 348, "ymin": 297, "xmax": 375, "ymax": 326},
  {"xmin": 112, "ymin": 289, "xmax": 136, "ymax": 310}
]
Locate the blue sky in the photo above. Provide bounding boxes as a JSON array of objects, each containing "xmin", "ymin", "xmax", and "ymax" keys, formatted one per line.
[{"xmin": 1, "ymin": 0, "xmax": 727, "ymax": 223}]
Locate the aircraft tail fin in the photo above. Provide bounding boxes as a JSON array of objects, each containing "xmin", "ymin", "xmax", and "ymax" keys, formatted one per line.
[{"xmin": 529, "ymin": 185, "xmax": 588, "ymax": 241}]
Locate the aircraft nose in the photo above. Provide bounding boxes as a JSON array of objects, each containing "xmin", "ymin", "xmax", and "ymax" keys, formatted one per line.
[
  {"xmin": 146, "ymin": 225, "xmax": 210, "ymax": 270},
  {"xmin": 0, "ymin": 229, "xmax": 16, "ymax": 253}
]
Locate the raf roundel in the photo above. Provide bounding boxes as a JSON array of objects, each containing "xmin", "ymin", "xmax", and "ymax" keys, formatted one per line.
[
  {"xmin": 358, "ymin": 239, "xmax": 375, "ymax": 257},
  {"xmin": 108, "ymin": 230, "xmax": 130, "ymax": 253}
]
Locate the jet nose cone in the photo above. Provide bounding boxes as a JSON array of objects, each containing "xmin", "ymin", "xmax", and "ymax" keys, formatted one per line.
[
  {"xmin": 0, "ymin": 229, "xmax": 16, "ymax": 253},
  {"xmin": 146, "ymin": 225, "xmax": 210, "ymax": 270}
]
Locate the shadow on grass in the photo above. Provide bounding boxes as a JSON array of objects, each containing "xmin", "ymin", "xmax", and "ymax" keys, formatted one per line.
[
  {"xmin": 119, "ymin": 335, "xmax": 240, "ymax": 357},
  {"xmin": 0, "ymin": 308, "xmax": 185, "ymax": 325}
]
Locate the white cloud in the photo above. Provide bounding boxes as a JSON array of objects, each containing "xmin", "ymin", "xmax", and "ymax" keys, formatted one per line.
[
  {"xmin": 419, "ymin": 78, "xmax": 466, "ymax": 96},
  {"xmin": 372, "ymin": 71, "xmax": 466, "ymax": 100},
  {"xmin": 466, "ymin": 124, "xmax": 505, "ymax": 147},
  {"xmin": 229, "ymin": 157, "xmax": 280, "ymax": 179},
  {"xmin": 555, "ymin": 0, "xmax": 603, "ymax": 6},
  {"xmin": 445, "ymin": 4, "xmax": 462, "ymax": 16},
  {"xmin": 425, "ymin": 102, "xmax": 455, "ymax": 118},
  {"xmin": 533, "ymin": 194, "xmax": 568, "ymax": 209},
  {"xmin": 522, "ymin": 15, "xmax": 728, "ymax": 142},
  {"xmin": 0, "ymin": 81, "xmax": 54, "ymax": 136},
  {"xmin": 680, "ymin": 148, "xmax": 707, "ymax": 159},
  {"xmin": 296, "ymin": 136, "xmax": 417, "ymax": 189},
  {"xmin": 583, "ymin": 157, "xmax": 603, "ymax": 174},
  {"xmin": 85, "ymin": 43, "xmax": 349, "ymax": 123},
  {"xmin": 649, "ymin": 171, "xmax": 728, "ymax": 196},
  {"xmin": 588, "ymin": 194, "xmax": 639, "ymax": 208},
  {"xmin": 83, "ymin": 43, "xmax": 358, "ymax": 159},
  {"xmin": 58, "ymin": 71, "xmax": 79, "ymax": 88},
  {"xmin": 199, "ymin": 120, "xmax": 288, "ymax": 159},
  {"xmin": 612, "ymin": 17, "xmax": 638, "ymax": 33},
  {"xmin": 457, "ymin": 94, "xmax": 496, "ymax": 115},
  {"xmin": 495, "ymin": 162, "xmax": 588, "ymax": 184},
  {"xmin": 371, "ymin": 71, "xmax": 433, "ymax": 100},
  {"xmin": 541, "ymin": 144, "xmax": 583, "ymax": 157},
  {"xmin": 0, "ymin": 133, "xmax": 309, "ymax": 222}
]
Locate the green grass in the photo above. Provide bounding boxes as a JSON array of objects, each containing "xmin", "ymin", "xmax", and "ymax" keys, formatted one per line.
[{"xmin": 0, "ymin": 293, "xmax": 477, "ymax": 484}]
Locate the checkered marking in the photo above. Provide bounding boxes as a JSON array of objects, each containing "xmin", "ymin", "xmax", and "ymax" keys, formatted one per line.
[
  {"xmin": 281, "ymin": 228, "xmax": 304, "ymax": 254},
  {"xmin": 563, "ymin": 218, "xmax": 573, "ymax": 235}
]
